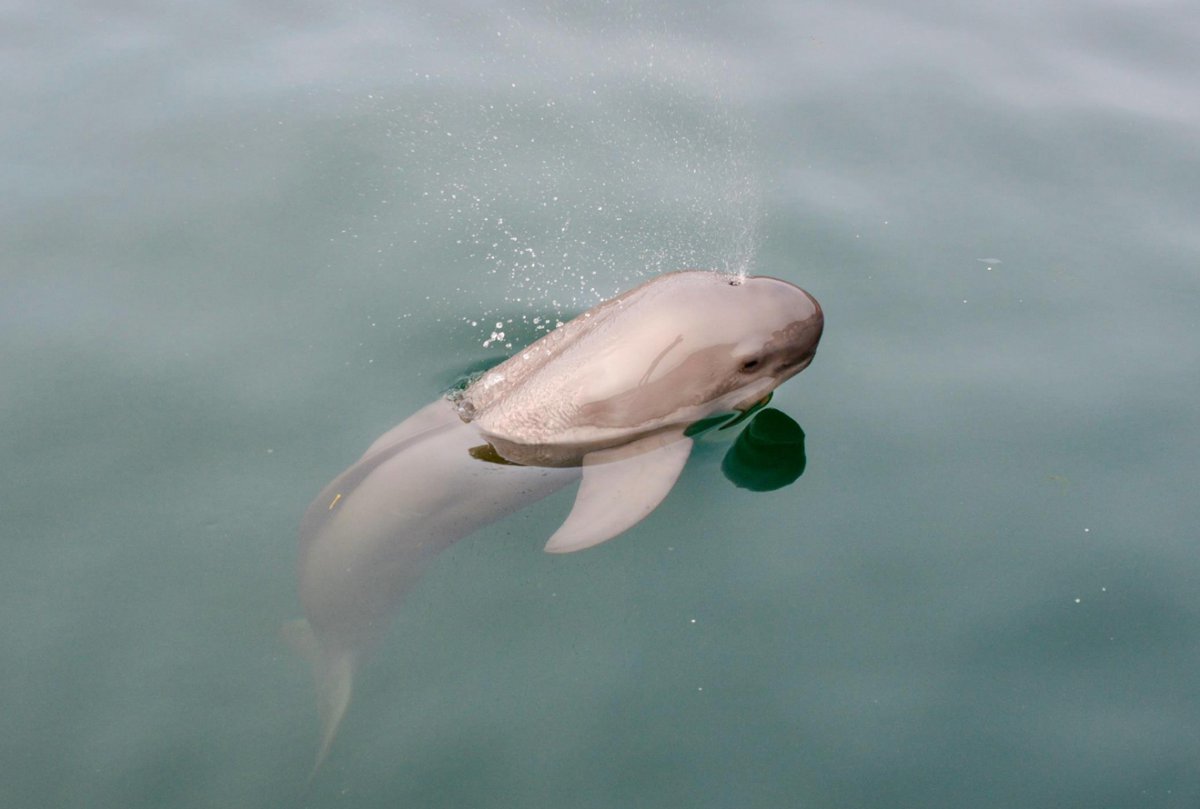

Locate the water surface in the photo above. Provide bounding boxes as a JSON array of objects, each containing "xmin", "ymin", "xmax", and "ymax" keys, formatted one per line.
[{"xmin": 4, "ymin": 1, "xmax": 1199, "ymax": 807}]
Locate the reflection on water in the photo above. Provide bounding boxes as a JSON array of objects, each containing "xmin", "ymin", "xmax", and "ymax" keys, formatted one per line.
[{"xmin": 722, "ymin": 408, "xmax": 807, "ymax": 492}]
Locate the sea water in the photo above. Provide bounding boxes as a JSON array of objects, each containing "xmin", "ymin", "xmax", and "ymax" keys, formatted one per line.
[{"xmin": 4, "ymin": 1, "xmax": 1199, "ymax": 807}]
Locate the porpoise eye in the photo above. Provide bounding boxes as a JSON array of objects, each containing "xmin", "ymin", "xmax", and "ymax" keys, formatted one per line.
[{"xmin": 740, "ymin": 358, "xmax": 760, "ymax": 372}]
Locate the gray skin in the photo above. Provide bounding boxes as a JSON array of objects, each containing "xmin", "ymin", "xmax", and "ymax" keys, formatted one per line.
[{"xmin": 292, "ymin": 270, "xmax": 823, "ymax": 769}]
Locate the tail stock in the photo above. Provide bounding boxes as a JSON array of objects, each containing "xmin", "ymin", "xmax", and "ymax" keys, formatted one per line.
[{"xmin": 282, "ymin": 619, "xmax": 355, "ymax": 775}]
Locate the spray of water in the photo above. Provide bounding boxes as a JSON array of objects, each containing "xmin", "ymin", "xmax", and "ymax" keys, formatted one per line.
[{"xmin": 366, "ymin": 7, "xmax": 763, "ymax": 349}]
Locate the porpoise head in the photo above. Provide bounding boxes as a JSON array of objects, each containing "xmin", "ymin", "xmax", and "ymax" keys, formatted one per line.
[{"xmin": 457, "ymin": 270, "xmax": 823, "ymax": 466}]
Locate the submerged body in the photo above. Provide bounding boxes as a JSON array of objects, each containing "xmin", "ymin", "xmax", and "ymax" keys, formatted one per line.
[{"xmin": 293, "ymin": 270, "xmax": 823, "ymax": 767}]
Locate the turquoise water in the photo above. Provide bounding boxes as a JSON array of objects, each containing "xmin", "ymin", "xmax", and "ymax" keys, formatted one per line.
[{"xmin": 5, "ymin": 2, "xmax": 1199, "ymax": 807}]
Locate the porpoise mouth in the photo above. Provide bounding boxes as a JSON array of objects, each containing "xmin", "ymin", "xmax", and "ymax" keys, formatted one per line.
[
  {"xmin": 730, "ymin": 390, "xmax": 776, "ymax": 417},
  {"xmin": 779, "ymin": 350, "xmax": 816, "ymax": 375},
  {"xmin": 742, "ymin": 392, "xmax": 774, "ymax": 412}
]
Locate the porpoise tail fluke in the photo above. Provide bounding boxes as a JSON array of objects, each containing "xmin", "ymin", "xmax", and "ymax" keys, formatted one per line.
[{"xmin": 282, "ymin": 619, "xmax": 355, "ymax": 775}]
